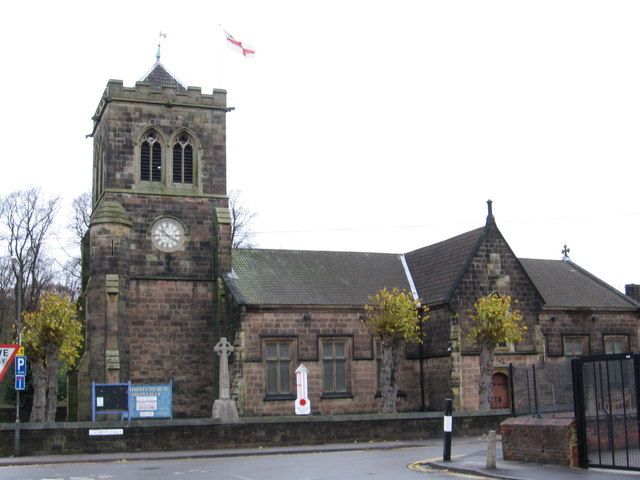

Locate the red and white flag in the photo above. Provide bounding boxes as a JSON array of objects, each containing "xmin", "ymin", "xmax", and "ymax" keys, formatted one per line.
[{"xmin": 224, "ymin": 29, "xmax": 255, "ymax": 58}]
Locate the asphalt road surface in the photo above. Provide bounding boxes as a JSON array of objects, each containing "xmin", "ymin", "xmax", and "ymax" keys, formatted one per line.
[{"xmin": 0, "ymin": 441, "xmax": 486, "ymax": 480}]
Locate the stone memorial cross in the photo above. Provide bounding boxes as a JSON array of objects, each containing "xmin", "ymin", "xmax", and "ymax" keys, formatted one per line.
[{"xmin": 214, "ymin": 337, "xmax": 234, "ymax": 400}]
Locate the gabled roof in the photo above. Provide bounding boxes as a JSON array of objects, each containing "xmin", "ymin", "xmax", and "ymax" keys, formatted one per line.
[
  {"xmin": 404, "ymin": 227, "xmax": 486, "ymax": 305},
  {"xmin": 225, "ymin": 248, "xmax": 410, "ymax": 306},
  {"xmin": 519, "ymin": 258, "xmax": 640, "ymax": 310},
  {"xmin": 140, "ymin": 62, "xmax": 187, "ymax": 92}
]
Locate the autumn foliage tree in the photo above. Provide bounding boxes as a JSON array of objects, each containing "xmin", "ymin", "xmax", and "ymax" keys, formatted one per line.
[
  {"xmin": 468, "ymin": 293, "xmax": 525, "ymax": 410},
  {"xmin": 364, "ymin": 288, "xmax": 427, "ymax": 413},
  {"xmin": 21, "ymin": 292, "xmax": 83, "ymax": 422}
]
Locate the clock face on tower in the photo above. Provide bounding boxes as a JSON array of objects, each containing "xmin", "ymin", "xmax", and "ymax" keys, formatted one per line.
[{"xmin": 151, "ymin": 217, "xmax": 186, "ymax": 252}]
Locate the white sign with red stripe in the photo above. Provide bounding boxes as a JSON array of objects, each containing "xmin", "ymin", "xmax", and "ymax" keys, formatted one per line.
[
  {"xmin": 295, "ymin": 364, "xmax": 311, "ymax": 415},
  {"xmin": 0, "ymin": 344, "xmax": 20, "ymax": 383}
]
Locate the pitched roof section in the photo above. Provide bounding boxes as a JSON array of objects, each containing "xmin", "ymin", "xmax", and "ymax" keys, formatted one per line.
[
  {"xmin": 140, "ymin": 62, "xmax": 187, "ymax": 92},
  {"xmin": 225, "ymin": 249, "xmax": 410, "ymax": 306},
  {"xmin": 519, "ymin": 259, "xmax": 640, "ymax": 309},
  {"xmin": 404, "ymin": 227, "xmax": 486, "ymax": 305}
]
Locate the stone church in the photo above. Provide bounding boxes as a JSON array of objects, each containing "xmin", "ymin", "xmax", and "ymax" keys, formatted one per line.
[{"xmin": 78, "ymin": 61, "xmax": 640, "ymax": 419}]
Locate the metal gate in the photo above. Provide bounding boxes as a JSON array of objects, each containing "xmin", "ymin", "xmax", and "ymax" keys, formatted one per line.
[{"xmin": 572, "ymin": 353, "xmax": 640, "ymax": 470}]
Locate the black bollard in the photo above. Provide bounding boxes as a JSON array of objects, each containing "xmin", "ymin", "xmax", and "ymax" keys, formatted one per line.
[{"xmin": 443, "ymin": 398, "xmax": 452, "ymax": 461}]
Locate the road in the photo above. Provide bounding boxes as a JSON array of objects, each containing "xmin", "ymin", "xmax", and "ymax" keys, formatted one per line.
[{"xmin": 0, "ymin": 440, "xmax": 488, "ymax": 480}]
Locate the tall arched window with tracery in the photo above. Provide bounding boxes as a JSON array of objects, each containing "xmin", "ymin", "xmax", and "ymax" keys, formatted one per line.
[
  {"xmin": 141, "ymin": 130, "xmax": 162, "ymax": 182},
  {"xmin": 172, "ymin": 134, "xmax": 194, "ymax": 184}
]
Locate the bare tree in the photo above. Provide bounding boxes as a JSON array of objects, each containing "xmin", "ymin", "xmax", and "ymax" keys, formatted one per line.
[
  {"xmin": 229, "ymin": 190, "xmax": 257, "ymax": 249},
  {"xmin": 69, "ymin": 192, "xmax": 91, "ymax": 247},
  {"xmin": 0, "ymin": 188, "xmax": 60, "ymax": 315},
  {"xmin": 0, "ymin": 258, "xmax": 15, "ymax": 341},
  {"xmin": 63, "ymin": 192, "xmax": 91, "ymax": 301}
]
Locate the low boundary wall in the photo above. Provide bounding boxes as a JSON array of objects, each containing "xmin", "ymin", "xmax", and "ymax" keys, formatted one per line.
[
  {"xmin": 501, "ymin": 417, "xmax": 578, "ymax": 466},
  {"xmin": 0, "ymin": 410, "xmax": 508, "ymax": 457}
]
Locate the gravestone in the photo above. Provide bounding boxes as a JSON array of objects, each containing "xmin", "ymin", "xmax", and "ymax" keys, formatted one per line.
[{"xmin": 212, "ymin": 337, "xmax": 240, "ymax": 423}]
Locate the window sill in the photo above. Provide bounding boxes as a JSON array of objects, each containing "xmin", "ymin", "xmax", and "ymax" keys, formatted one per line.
[
  {"xmin": 374, "ymin": 390, "xmax": 407, "ymax": 398},
  {"xmin": 320, "ymin": 392, "xmax": 353, "ymax": 400},
  {"xmin": 263, "ymin": 394, "xmax": 296, "ymax": 402}
]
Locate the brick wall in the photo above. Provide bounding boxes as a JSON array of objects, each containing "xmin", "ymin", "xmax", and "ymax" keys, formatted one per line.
[
  {"xmin": 128, "ymin": 279, "xmax": 215, "ymax": 417},
  {"xmin": 501, "ymin": 416, "xmax": 578, "ymax": 466},
  {"xmin": 232, "ymin": 307, "xmax": 427, "ymax": 416},
  {"xmin": 0, "ymin": 412, "xmax": 508, "ymax": 457},
  {"xmin": 538, "ymin": 309, "xmax": 639, "ymax": 356}
]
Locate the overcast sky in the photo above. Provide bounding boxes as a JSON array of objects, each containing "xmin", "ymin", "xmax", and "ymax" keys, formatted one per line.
[{"xmin": 1, "ymin": 1, "xmax": 639, "ymax": 292}]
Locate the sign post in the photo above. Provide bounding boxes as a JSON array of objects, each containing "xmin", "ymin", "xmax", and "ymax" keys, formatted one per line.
[
  {"xmin": 294, "ymin": 364, "xmax": 311, "ymax": 415},
  {"xmin": 443, "ymin": 398, "xmax": 453, "ymax": 461}
]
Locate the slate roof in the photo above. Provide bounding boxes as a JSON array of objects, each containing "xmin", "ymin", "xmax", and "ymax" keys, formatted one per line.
[
  {"xmin": 225, "ymin": 248, "xmax": 410, "ymax": 306},
  {"xmin": 141, "ymin": 62, "xmax": 187, "ymax": 92},
  {"xmin": 519, "ymin": 258, "xmax": 639, "ymax": 310},
  {"xmin": 404, "ymin": 227, "xmax": 486, "ymax": 305}
]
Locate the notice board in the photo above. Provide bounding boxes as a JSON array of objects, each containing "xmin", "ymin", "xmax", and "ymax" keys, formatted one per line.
[
  {"xmin": 128, "ymin": 382, "xmax": 173, "ymax": 419},
  {"xmin": 92, "ymin": 382, "xmax": 129, "ymax": 420}
]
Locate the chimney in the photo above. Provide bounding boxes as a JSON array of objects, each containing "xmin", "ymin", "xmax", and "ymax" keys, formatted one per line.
[{"xmin": 625, "ymin": 284, "xmax": 640, "ymax": 303}]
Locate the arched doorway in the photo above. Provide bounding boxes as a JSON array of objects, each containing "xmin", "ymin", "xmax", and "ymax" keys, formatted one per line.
[{"xmin": 491, "ymin": 372, "xmax": 509, "ymax": 409}]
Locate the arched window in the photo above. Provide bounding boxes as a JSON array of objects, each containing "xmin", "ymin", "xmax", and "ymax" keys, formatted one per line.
[
  {"xmin": 141, "ymin": 130, "xmax": 162, "ymax": 182},
  {"xmin": 172, "ymin": 134, "xmax": 194, "ymax": 184}
]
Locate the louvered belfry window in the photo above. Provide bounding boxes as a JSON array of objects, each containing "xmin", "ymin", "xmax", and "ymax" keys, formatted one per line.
[
  {"xmin": 141, "ymin": 131, "xmax": 162, "ymax": 182},
  {"xmin": 173, "ymin": 135, "xmax": 193, "ymax": 184}
]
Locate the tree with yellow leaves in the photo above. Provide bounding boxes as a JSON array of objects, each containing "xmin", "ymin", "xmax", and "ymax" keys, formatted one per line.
[
  {"xmin": 468, "ymin": 293, "xmax": 525, "ymax": 411},
  {"xmin": 21, "ymin": 292, "xmax": 82, "ymax": 422},
  {"xmin": 364, "ymin": 288, "xmax": 427, "ymax": 413}
]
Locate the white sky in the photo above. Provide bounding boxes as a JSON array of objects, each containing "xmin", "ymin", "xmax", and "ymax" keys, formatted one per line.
[{"xmin": 1, "ymin": 1, "xmax": 639, "ymax": 292}]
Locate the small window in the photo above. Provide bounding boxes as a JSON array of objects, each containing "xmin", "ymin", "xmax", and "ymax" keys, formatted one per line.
[
  {"xmin": 323, "ymin": 340, "xmax": 347, "ymax": 394},
  {"xmin": 604, "ymin": 335, "xmax": 628, "ymax": 355},
  {"xmin": 172, "ymin": 134, "xmax": 194, "ymax": 184},
  {"xmin": 141, "ymin": 131, "xmax": 162, "ymax": 182},
  {"xmin": 564, "ymin": 336, "xmax": 588, "ymax": 357},
  {"xmin": 265, "ymin": 341, "xmax": 292, "ymax": 396}
]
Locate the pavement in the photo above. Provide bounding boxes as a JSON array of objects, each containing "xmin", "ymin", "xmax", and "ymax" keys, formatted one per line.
[
  {"xmin": 419, "ymin": 440, "xmax": 639, "ymax": 479},
  {"xmin": 0, "ymin": 437, "xmax": 638, "ymax": 479}
]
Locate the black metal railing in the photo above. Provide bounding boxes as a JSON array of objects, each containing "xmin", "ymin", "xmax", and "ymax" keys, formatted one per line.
[{"xmin": 509, "ymin": 359, "xmax": 575, "ymax": 417}]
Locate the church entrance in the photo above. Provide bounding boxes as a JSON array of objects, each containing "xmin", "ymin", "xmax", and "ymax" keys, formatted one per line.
[{"xmin": 491, "ymin": 372, "xmax": 509, "ymax": 409}]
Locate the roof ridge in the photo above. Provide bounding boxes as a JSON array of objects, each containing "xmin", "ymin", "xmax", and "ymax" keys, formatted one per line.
[{"xmin": 234, "ymin": 247, "xmax": 402, "ymax": 256}]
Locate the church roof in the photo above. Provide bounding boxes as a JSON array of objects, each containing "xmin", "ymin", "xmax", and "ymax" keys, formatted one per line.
[
  {"xmin": 140, "ymin": 61, "xmax": 187, "ymax": 92},
  {"xmin": 404, "ymin": 227, "xmax": 486, "ymax": 305},
  {"xmin": 519, "ymin": 258, "xmax": 640, "ymax": 310},
  {"xmin": 225, "ymin": 248, "xmax": 411, "ymax": 306}
]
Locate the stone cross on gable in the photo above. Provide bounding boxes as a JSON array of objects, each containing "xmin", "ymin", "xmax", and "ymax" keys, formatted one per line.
[
  {"xmin": 562, "ymin": 244, "xmax": 571, "ymax": 262},
  {"xmin": 214, "ymin": 337, "xmax": 234, "ymax": 400}
]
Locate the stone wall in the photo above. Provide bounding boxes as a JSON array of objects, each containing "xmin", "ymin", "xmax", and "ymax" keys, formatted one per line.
[
  {"xmin": 128, "ymin": 279, "xmax": 215, "ymax": 417},
  {"xmin": 501, "ymin": 416, "xmax": 578, "ymax": 466},
  {"xmin": 233, "ymin": 306, "xmax": 428, "ymax": 416},
  {"xmin": 538, "ymin": 309, "xmax": 640, "ymax": 356},
  {"xmin": 0, "ymin": 411, "xmax": 508, "ymax": 457}
]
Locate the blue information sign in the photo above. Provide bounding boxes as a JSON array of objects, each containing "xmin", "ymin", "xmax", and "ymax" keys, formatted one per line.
[
  {"xmin": 128, "ymin": 382, "xmax": 173, "ymax": 419},
  {"xmin": 15, "ymin": 355, "xmax": 26, "ymax": 376},
  {"xmin": 15, "ymin": 374, "xmax": 25, "ymax": 390}
]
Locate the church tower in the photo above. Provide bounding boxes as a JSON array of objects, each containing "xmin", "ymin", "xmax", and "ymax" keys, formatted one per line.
[{"xmin": 79, "ymin": 56, "xmax": 232, "ymax": 418}]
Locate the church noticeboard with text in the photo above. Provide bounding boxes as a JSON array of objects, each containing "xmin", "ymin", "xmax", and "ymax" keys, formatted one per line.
[{"xmin": 128, "ymin": 383, "xmax": 173, "ymax": 419}]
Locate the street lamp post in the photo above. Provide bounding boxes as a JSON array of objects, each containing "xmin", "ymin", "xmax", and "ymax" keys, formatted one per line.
[{"xmin": 11, "ymin": 257, "xmax": 22, "ymax": 456}]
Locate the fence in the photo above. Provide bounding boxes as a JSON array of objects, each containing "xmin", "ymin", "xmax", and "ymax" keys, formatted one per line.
[{"xmin": 509, "ymin": 359, "xmax": 575, "ymax": 417}]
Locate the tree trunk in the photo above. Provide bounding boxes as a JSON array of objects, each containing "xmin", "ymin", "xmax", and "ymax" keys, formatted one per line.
[
  {"xmin": 45, "ymin": 347, "xmax": 59, "ymax": 422},
  {"xmin": 478, "ymin": 342, "xmax": 495, "ymax": 411},
  {"xmin": 379, "ymin": 336, "xmax": 404, "ymax": 414},
  {"xmin": 30, "ymin": 357, "xmax": 47, "ymax": 422}
]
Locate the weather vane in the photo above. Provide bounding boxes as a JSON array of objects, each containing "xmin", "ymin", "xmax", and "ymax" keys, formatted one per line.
[
  {"xmin": 561, "ymin": 244, "xmax": 570, "ymax": 261},
  {"xmin": 156, "ymin": 31, "xmax": 167, "ymax": 61}
]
